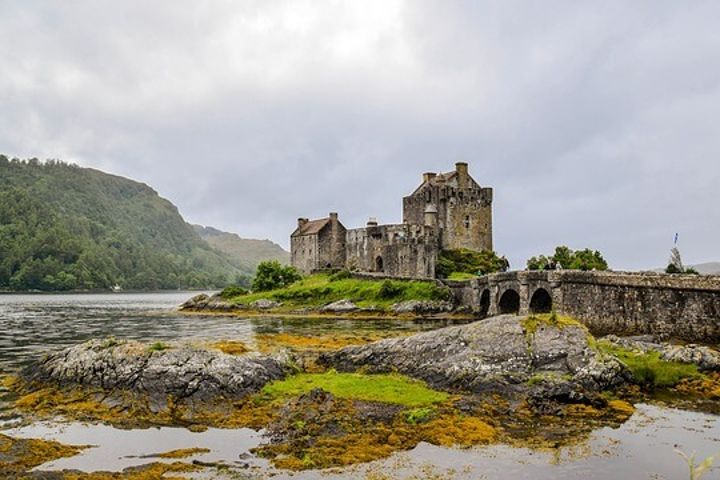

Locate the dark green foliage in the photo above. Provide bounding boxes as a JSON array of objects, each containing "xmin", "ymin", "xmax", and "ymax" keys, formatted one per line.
[
  {"xmin": 252, "ymin": 260, "xmax": 302, "ymax": 292},
  {"xmin": 435, "ymin": 249, "xmax": 508, "ymax": 278},
  {"xmin": 378, "ymin": 280, "xmax": 404, "ymax": 299},
  {"xmin": 329, "ymin": 269, "xmax": 352, "ymax": 282},
  {"xmin": 220, "ymin": 285, "xmax": 248, "ymax": 299},
  {"xmin": 527, "ymin": 246, "xmax": 608, "ymax": 271},
  {"xmin": 666, "ymin": 264, "xmax": 699, "ymax": 275},
  {"xmin": 0, "ymin": 157, "xmax": 243, "ymax": 291}
]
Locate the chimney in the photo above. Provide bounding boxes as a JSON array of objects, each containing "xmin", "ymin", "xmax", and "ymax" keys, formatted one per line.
[
  {"xmin": 297, "ymin": 218, "xmax": 309, "ymax": 228},
  {"xmin": 456, "ymin": 162, "xmax": 468, "ymax": 188},
  {"xmin": 367, "ymin": 217, "xmax": 378, "ymax": 227},
  {"xmin": 329, "ymin": 212, "xmax": 338, "ymax": 222},
  {"xmin": 422, "ymin": 172, "xmax": 437, "ymax": 183}
]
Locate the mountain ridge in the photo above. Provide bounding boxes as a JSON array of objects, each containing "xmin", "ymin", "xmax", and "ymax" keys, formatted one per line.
[{"xmin": 0, "ymin": 156, "xmax": 252, "ymax": 291}]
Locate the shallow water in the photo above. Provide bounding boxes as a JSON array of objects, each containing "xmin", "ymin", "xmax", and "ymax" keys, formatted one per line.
[{"xmin": 0, "ymin": 293, "xmax": 719, "ymax": 478}]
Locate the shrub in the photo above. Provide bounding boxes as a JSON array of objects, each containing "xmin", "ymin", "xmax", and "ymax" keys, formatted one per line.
[
  {"xmin": 329, "ymin": 269, "xmax": 352, "ymax": 282},
  {"xmin": 378, "ymin": 280, "xmax": 405, "ymax": 299},
  {"xmin": 219, "ymin": 285, "xmax": 248, "ymax": 299},
  {"xmin": 252, "ymin": 260, "xmax": 302, "ymax": 292}
]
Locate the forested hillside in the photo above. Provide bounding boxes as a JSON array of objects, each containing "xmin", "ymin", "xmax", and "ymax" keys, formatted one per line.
[
  {"xmin": 193, "ymin": 225, "xmax": 289, "ymax": 272},
  {"xmin": 0, "ymin": 156, "xmax": 247, "ymax": 291}
]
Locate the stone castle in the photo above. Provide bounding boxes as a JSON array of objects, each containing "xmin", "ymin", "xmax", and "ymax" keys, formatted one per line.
[{"xmin": 291, "ymin": 162, "xmax": 493, "ymax": 278}]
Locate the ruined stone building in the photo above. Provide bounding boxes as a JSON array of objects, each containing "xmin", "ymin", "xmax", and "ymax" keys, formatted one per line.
[{"xmin": 291, "ymin": 162, "xmax": 493, "ymax": 278}]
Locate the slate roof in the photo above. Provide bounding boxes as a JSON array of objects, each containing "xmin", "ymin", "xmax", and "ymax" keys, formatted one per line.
[{"xmin": 291, "ymin": 217, "xmax": 330, "ymax": 237}]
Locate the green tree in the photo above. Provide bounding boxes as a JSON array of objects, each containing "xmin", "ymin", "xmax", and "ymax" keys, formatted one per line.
[
  {"xmin": 252, "ymin": 260, "xmax": 302, "ymax": 291},
  {"xmin": 527, "ymin": 246, "xmax": 608, "ymax": 271},
  {"xmin": 436, "ymin": 249, "xmax": 508, "ymax": 278}
]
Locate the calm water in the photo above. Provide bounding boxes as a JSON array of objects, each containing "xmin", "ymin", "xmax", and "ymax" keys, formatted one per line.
[
  {"xmin": 0, "ymin": 292, "xmax": 463, "ymax": 372},
  {"xmin": 0, "ymin": 293, "xmax": 718, "ymax": 479}
]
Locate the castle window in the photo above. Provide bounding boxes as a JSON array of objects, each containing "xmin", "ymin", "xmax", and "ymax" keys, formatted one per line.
[{"xmin": 464, "ymin": 215, "xmax": 470, "ymax": 229}]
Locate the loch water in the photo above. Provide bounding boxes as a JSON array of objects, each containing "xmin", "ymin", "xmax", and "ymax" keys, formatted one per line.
[{"xmin": 0, "ymin": 292, "xmax": 718, "ymax": 479}]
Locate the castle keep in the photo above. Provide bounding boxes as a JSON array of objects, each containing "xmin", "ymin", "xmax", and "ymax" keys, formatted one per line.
[{"xmin": 291, "ymin": 162, "xmax": 493, "ymax": 278}]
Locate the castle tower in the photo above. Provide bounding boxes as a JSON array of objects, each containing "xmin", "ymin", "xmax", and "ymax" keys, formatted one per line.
[{"xmin": 402, "ymin": 162, "xmax": 493, "ymax": 252}]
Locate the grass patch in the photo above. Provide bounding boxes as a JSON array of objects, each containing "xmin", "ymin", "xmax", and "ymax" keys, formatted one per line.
[
  {"xmin": 261, "ymin": 371, "xmax": 448, "ymax": 407},
  {"xmin": 598, "ymin": 341, "xmax": 701, "ymax": 387},
  {"xmin": 226, "ymin": 273, "xmax": 450, "ymax": 311},
  {"xmin": 447, "ymin": 272, "xmax": 477, "ymax": 281}
]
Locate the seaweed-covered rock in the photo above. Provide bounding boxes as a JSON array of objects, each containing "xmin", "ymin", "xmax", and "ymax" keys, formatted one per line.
[
  {"xmin": 179, "ymin": 293, "xmax": 236, "ymax": 311},
  {"xmin": 320, "ymin": 315, "xmax": 628, "ymax": 398},
  {"xmin": 21, "ymin": 340, "xmax": 293, "ymax": 405}
]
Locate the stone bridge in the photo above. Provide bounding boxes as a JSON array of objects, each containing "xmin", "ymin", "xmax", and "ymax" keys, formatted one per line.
[{"xmin": 445, "ymin": 271, "xmax": 720, "ymax": 343}]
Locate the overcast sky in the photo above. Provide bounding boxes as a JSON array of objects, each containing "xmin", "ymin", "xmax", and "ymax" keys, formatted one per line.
[{"xmin": 1, "ymin": 1, "xmax": 719, "ymax": 270}]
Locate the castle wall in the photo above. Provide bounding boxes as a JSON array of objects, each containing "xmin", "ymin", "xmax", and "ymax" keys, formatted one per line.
[
  {"xmin": 345, "ymin": 224, "xmax": 439, "ymax": 278},
  {"xmin": 291, "ymin": 234, "xmax": 319, "ymax": 275}
]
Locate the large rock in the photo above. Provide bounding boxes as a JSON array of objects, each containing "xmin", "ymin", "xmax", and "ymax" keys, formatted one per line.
[
  {"xmin": 320, "ymin": 299, "xmax": 359, "ymax": 313},
  {"xmin": 320, "ymin": 315, "xmax": 628, "ymax": 397},
  {"xmin": 22, "ymin": 340, "xmax": 293, "ymax": 405},
  {"xmin": 391, "ymin": 300, "xmax": 454, "ymax": 314},
  {"xmin": 602, "ymin": 334, "xmax": 720, "ymax": 371},
  {"xmin": 250, "ymin": 299, "xmax": 282, "ymax": 310},
  {"xmin": 180, "ymin": 293, "xmax": 236, "ymax": 311}
]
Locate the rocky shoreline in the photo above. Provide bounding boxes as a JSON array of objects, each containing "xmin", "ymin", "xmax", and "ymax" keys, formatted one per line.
[
  {"xmin": 179, "ymin": 292, "xmax": 465, "ymax": 318},
  {"xmin": 6, "ymin": 313, "xmax": 720, "ymax": 473}
]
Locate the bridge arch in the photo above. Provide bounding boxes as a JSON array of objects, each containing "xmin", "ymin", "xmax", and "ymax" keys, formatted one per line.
[
  {"xmin": 529, "ymin": 287, "xmax": 553, "ymax": 314},
  {"xmin": 498, "ymin": 289, "xmax": 521, "ymax": 314},
  {"xmin": 478, "ymin": 289, "xmax": 490, "ymax": 317}
]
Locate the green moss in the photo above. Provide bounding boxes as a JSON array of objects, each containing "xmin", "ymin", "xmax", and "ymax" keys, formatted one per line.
[
  {"xmin": 521, "ymin": 312, "xmax": 585, "ymax": 337},
  {"xmin": 262, "ymin": 371, "xmax": 449, "ymax": 407},
  {"xmin": 228, "ymin": 274, "xmax": 450, "ymax": 310},
  {"xmin": 403, "ymin": 406, "xmax": 436, "ymax": 424},
  {"xmin": 598, "ymin": 341, "xmax": 701, "ymax": 387},
  {"xmin": 148, "ymin": 341, "xmax": 170, "ymax": 352}
]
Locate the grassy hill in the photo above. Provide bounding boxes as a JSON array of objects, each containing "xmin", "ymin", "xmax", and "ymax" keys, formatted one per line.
[
  {"xmin": 0, "ymin": 156, "xmax": 247, "ymax": 291},
  {"xmin": 193, "ymin": 225, "xmax": 289, "ymax": 272}
]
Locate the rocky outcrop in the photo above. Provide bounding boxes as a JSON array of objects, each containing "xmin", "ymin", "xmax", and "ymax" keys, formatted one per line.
[
  {"xmin": 21, "ymin": 340, "xmax": 293, "ymax": 406},
  {"xmin": 250, "ymin": 299, "xmax": 282, "ymax": 310},
  {"xmin": 603, "ymin": 334, "xmax": 720, "ymax": 371},
  {"xmin": 180, "ymin": 293, "xmax": 238, "ymax": 312},
  {"xmin": 320, "ymin": 315, "xmax": 628, "ymax": 398},
  {"xmin": 391, "ymin": 300, "xmax": 454, "ymax": 314},
  {"xmin": 320, "ymin": 299, "xmax": 359, "ymax": 313}
]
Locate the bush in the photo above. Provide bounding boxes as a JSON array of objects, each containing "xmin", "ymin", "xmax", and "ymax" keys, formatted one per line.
[
  {"xmin": 252, "ymin": 260, "xmax": 302, "ymax": 292},
  {"xmin": 527, "ymin": 246, "xmax": 608, "ymax": 271},
  {"xmin": 436, "ymin": 249, "xmax": 508, "ymax": 278},
  {"xmin": 378, "ymin": 280, "xmax": 405, "ymax": 299},
  {"xmin": 219, "ymin": 285, "xmax": 248, "ymax": 299}
]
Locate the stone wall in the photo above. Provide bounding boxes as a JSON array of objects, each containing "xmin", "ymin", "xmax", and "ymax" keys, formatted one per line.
[
  {"xmin": 557, "ymin": 271, "xmax": 720, "ymax": 342},
  {"xmin": 290, "ymin": 234, "xmax": 319, "ymax": 275},
  {"xmin": 345, "ymin": 224, "xmax": 439, "ymax": 278}
]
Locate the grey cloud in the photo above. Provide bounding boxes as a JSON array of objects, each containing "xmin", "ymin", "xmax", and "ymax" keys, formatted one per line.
[{"xmin": 1, "ymin": 1, "xmax": 718, "ymax": 269}]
